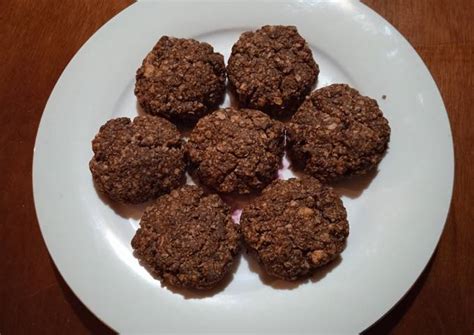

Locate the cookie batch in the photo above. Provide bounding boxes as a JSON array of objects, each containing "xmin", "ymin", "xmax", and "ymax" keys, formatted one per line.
[{"xmin": 89, "ymin": 25, "xmax": 390, "ymax": 290}]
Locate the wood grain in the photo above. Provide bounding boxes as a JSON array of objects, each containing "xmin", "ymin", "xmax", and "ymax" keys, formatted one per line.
[
  {"xmin": 0, "ymin": 1, "xmax": 132, "ymax": 334},
  {"xmin": 0, "ymin": 0, "xmax": 472, "ymax": 333},
  {"xmin": 361, "ymin": 1, "xmax": 474, "ymax": 333}
]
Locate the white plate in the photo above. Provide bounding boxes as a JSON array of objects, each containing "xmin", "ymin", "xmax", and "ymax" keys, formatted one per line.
[{"xmin": 33, "ymin": 0, "xmax": 454, "ymax": 333}]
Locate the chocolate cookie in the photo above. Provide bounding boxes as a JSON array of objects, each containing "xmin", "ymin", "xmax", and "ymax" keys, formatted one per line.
[
  {"xmin": 89, "ymin": 116, "xmax": 186, "ymax": 203},
  {"xmin": 241, "ymin": 177, "xmax": 349, "ymax": 280},
  {"xmin": 227, "ymin": 25, "xmax": 319, "ymax": 116},
  {"xmin": 287, "ymin": 84, "xmax": 391, "ymax": 182},
  {"xmin": 135, "ymin": 36, "xmax": 226, "ymax": 123},
  {"xmin": 131, "ymin": 185, "xmax": 241, "ymax": 289},
  {"xmin": 186, "ymin": 107, "xmax": 285, "ymax": 194}
]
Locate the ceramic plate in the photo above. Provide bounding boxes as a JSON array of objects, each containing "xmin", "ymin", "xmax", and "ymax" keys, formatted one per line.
[{"xmin": 33, "ymin": 1, "xmax": 454, "ymax": 333}]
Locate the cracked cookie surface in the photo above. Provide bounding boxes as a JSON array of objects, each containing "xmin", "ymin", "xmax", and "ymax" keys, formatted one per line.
[
  {"xmin": 135, "ymin": 36, "xmax": 226, "ymax": 123},
  {"xmin": 131, "ymin": 185, "xmax": 241, "ymax": 289},
  {"xmin": 227, "ymin": 25, "xmax": 319, "ymax": 116},
  {"xmin": 287, "ymin": 84, "xmax": 391, "ymax": 182},
  {"xmin": 186, "ymin": 107, "xmax": 284, "ymax": 194},
  {"xmin": 89, "ymin": 116, "xmax": 185, "ymax": 203},
  {"xmin": 241, "ymin": 177, "xmax": 349, "ymax": 280}
]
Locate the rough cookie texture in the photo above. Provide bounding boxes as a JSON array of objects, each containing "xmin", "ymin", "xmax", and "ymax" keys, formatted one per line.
[
  {"xmin": 287, "ymin": 84, "xmax": 391, "ymax": 182},
  {"xmin": 241, "ymin": 177, "xmax": 349, "ymax": 280},
  {"xmin": 135, "ymin": 36, "xmax": 226, "ymax": 122},
  {"xmin": 89, "ymin": 116, "xmax": 186, "ymax": 203},
  {"xmin": 227, "ymin": 25, "xmax": 319, "ymax": 116},
  {"xmin": 131, "ymin": 185, "xmax": 241, "ymax": 289},
  {"xmin": 186, "ymin": 107, "xmax": 285, "ymax": 194}
]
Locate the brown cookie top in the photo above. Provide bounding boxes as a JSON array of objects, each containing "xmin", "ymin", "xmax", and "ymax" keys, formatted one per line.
[
  {"xmin": 131, "ymin": 185, "xmax": 241, "ymax": 289},
  {"xmin": 227, "ymin": 25, "xmax": 319, "ymax": 116},
  {"xmin": 241, "ymin": 177, "xmax": 349, "ymax": 280},
  {"xmin": 89, "ymin": 116, "xmax": 185, "ymax": 203},
  {"xmin": 287, "ymin": 84, "xmax": 391, "ymax": 182},
  {"xmin": 135, "ymin": 36, "xmax": 226, "ymax": 123},
  {"xmin": 186, "ymin": 107, "xmax": 285, "ymax": 194}
]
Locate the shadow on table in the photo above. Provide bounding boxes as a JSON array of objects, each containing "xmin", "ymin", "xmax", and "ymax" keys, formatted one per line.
[
  {"xmin": 52, "ymin": 248, "xmax": 436, "ymax": 334},
  {"xmin": 52, "ymin": 264, "xmax": 116, "ymax": 335},
  {"xmin": 361, "ymin": 252, "xmax": 436, "ymax": 334}
]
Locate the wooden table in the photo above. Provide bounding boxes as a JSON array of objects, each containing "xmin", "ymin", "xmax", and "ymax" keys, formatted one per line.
[{"xmin": 0, "ymin": 1, "xmax": 472, "ymax": 333}]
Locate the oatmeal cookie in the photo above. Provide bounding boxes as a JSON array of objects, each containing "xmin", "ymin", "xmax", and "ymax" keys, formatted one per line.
[
  {"xmin": 187, "ymin": 107, "xmax": 284, "ymax": 194},
  {"xmin": 89, "ymin": 116, "xmax": 185, "ymax": 203},
  {"xmin": 131, "ymin": 185, "xmax": 241, "ymax": 289},
  {"xmin": 227, "ymin": 25, "xmax": 318, "ymax": 116},
  {"xmin": 135, "ymin": 36, "xmax": 226, "ymax": 122},
  {"xmin": 287, "ymin": 84, "xmax": 390, "ymax": 181},
  {"xmin": 241, "ymin": 177, "xmax": 349, "ymax": 280}
]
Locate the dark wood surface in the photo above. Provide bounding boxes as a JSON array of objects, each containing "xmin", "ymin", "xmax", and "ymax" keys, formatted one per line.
[{"xmin": 0, "ymin": 1, "xmax": 472, "ymax": 333}]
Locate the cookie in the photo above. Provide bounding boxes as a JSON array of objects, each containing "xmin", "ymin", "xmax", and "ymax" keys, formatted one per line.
[
  {"xmin": 135, "ymin": 36, "xmax": 226, "ymax": 122},
  {"xmin": 131, "ymin": 185, "xmax": 241, "ymax": 289},
  {"xmin": 89, "ymin": 116, "xmax": 185, "ymax": 203},
  {"xmin": 227, "ymin": 25, "xmax": 318, "ymax": 116},
  {"xmin": 287, "ymin": 84, "xmax": 391, "ymax": 181},
  {"xmin": 241, "ymin": 177, "xmax": 349, "ymax": 280},
  {"xmin": 187, "ymin": 107, "xmax": 284, "ymax": 194}
]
